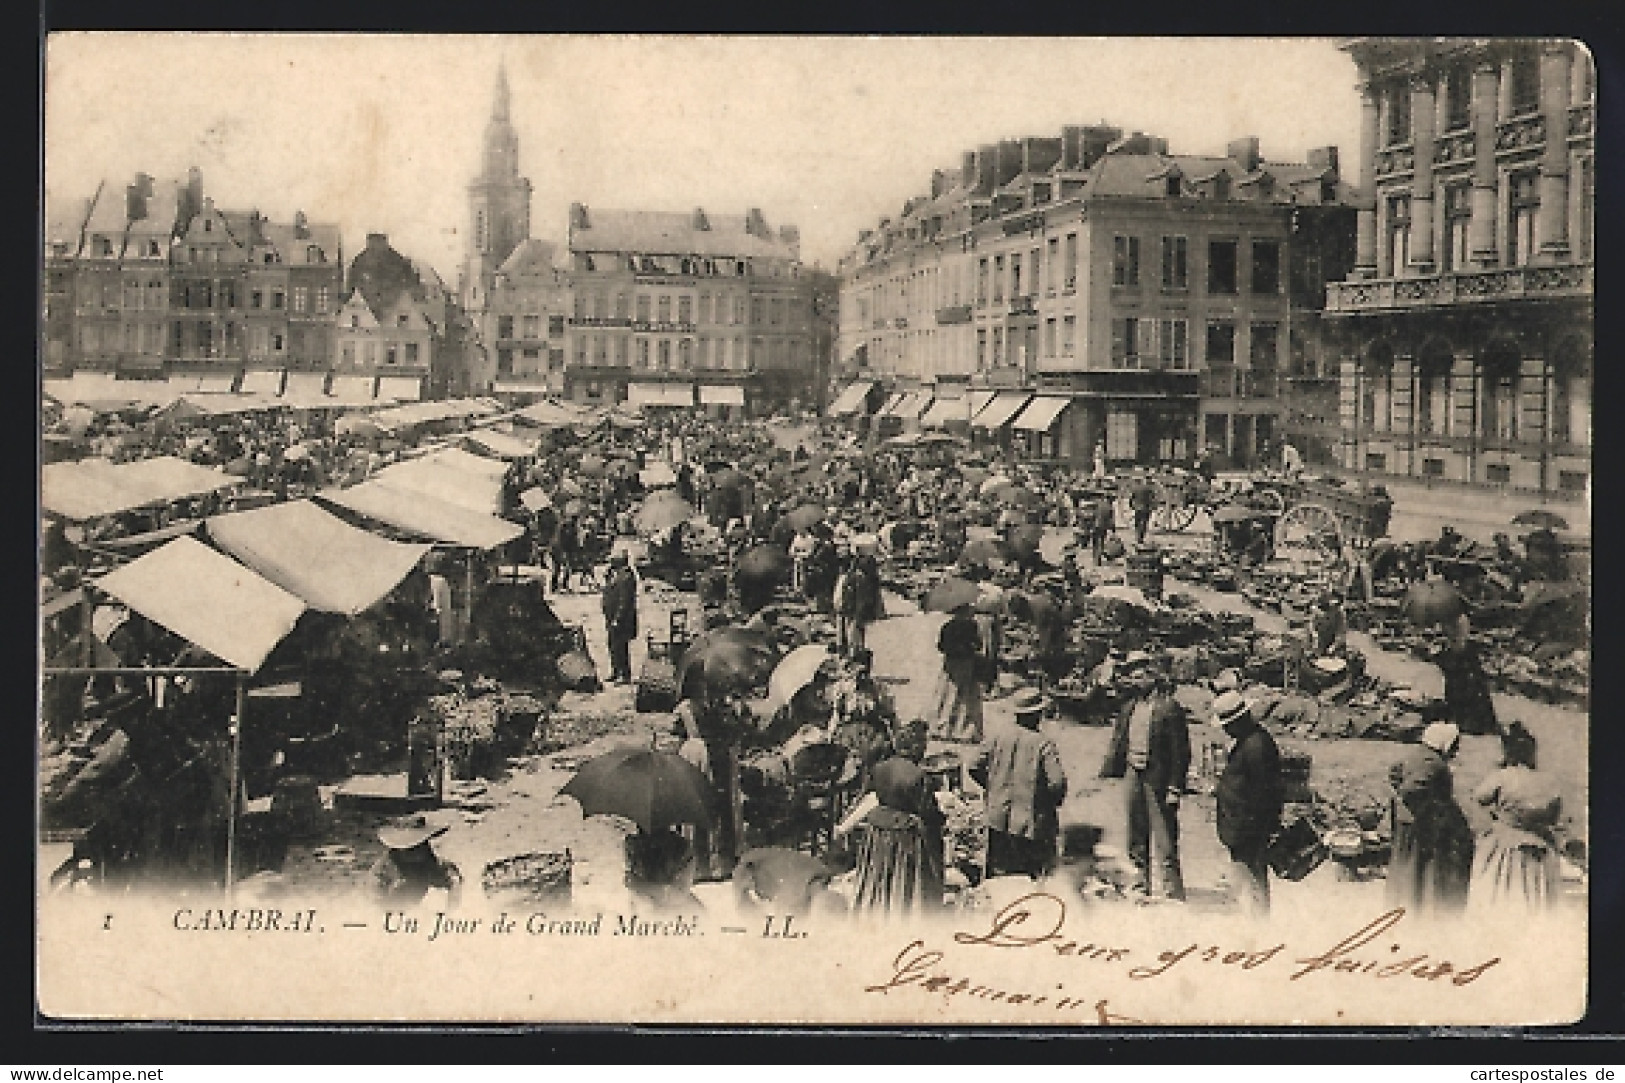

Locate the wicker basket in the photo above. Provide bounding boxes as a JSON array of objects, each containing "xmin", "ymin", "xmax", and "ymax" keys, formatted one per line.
[{"xmin": 482, "ymin": 850, "xmax": 573, "ymax": 905}]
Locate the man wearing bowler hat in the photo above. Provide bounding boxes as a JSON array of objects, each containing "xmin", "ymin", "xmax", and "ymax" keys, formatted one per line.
[
  {"xmin": 1213, "ymin": 691, "xmax": 1284, "ymax": 918},
  {"xmin": 1100, "ymin": 650, "xmax": 1191, "ymax": 901},
  {"xmin": 970, "ymin": 687, "xmax": 1068, "ymax": 879}
]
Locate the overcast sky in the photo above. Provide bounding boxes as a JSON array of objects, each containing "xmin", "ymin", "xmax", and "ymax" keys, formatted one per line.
[{"xmin": 45, "ymin": 35, "xmax": 1361, "ymax": 278}]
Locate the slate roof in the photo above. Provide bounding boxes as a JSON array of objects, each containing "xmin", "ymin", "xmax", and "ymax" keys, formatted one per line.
[
  {"xmin": 570, "ymin": 208, "xmax": 797, "ymax": 260},
  {"xmin": 497, "ymin": 238, "xmax": 560, "ymax": 277}
]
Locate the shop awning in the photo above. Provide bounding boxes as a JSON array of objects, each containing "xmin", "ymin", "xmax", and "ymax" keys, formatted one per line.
[
  {"xmin": 44, "ymin": 373, "xmax": 132, "ymax": 406},
  {"xmin": 206, "ymin": 499, "xmax": 431, "ymax": 616},
  {"xmin": 828, "ymin": 381, "xmax": 875, "ymax": 416},
  {"xmin": 627, "ymin": 383, "xmax": 695, "ymax": 408},
  {"xmin": 43, "ymin": 456, "xmax": 238, "ymax": 522},
  {"xmin": 896, "ymin": 392, "xmax": 933, "ymax": 420},
  {"xmin": 281, "ymin": 373, "xmax": 330, "ymax": 402},
  {"xmin": 378, "ymin": 375, "xmax": 424, "ymax": 402},
  {"xmin": 239, "ymin": 370, "xmax": 285, "ymax": 396},
  {"xmin": 317, "ymin": 480, "xmax": 524, "ymax": 551},
  {"xmin": 971, "ymin": 392, "xmax": 1033, "ymax": 430},
  {"xmin": 698, "ymin": 385, "xmax": 746, "ymax": 406},
  {"xmin": 492, "ymin": 379, "xmax": 553, "ymax": 394},
  {"xmin": 462, "ymin": 428, "xmax": 538, "ymax": 460},
  {"xmin": 1011, "ymin": 395, "xmax": 1073, "ymax": 433},
  {"xmin": 877, "ymin": 392, "xmax": 908, "ymax": 417},
  {"xmin": 93, "ymin": 536, "xmax": 305, "ymax": 673},
  {"xmin": 329, "ymin": 375, "xmax": 378, "ymax": 402},
  {"xmin": 920, "ymin": 397, "xmax": 970, "ymax": 428}
]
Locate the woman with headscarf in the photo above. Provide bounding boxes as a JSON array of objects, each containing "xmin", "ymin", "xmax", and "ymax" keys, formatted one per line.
[
  {"xmin": 1468, "ymin": 722, "xmax": 1565, "ymax": 915},
  {"xmin": 841, "ymin": 719, "xmax": 945, "ymax": 916},
  {"xmin": 930, "ymin": 603, "xmax": 985, "ymax": 744},
  {"xmin": 1386, "ymin": 722, "xmax": 1475, "ymax": 915}
]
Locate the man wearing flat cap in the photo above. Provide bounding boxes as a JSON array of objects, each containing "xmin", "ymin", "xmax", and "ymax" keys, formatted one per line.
[
  {"xmin": 1100, "ymin": 650, "xmax": 1191, "ymax": 901},
  {"xmin": 971, "ymin": 688, "xmax": 1068, "ymax": 879},
  {"xmin": 1212, "ymin": 691, "xmax": 1283, "ymax": 917}
]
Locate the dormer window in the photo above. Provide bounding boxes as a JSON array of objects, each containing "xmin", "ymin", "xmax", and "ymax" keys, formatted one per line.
[
  {"xmin": 398, "ymin": 314, "xmax": 410, "ymax": 327},
  {"xmin": 1165, "ymin": 175, "xmax": 1182, "ymax": 198},
  {"xmin": 308, "ymin": 245, "xmax": 322, "ymax": 263},
  {"xmin": 203, "ymin": 218, "xmax": 213, "ymax": 232}
]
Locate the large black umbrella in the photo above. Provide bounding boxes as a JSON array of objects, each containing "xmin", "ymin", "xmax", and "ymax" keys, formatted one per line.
[
  {"xmin": 735, "ymin": 543, "xmax": 791, "ymax": 585},
  {"xmin": 1401, "ymin": 579, "xmax": 1467, "ymax": 626},
  {"xmin": 923, "ymin": 576, "xmax": 982, "ymax": 613},
  {"xmin": 677, "ymin": 625, "xmax": 779, "ymax": 700},
  {"xmin": 560, "ymin": 746, "xmax": 713, "ymax": 832}
]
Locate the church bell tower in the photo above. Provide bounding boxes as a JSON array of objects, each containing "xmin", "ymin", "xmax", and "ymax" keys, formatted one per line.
[{"xmin": 463, "ymin": 64, "xmax": 533, "ymax": 310}]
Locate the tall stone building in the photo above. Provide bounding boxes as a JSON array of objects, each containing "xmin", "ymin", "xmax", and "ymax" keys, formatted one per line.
[
  {"xmin": 1325, "ymin": 37, "xmax": 1594, "ymax": 496},
  {"xmin": 42, "ymin": 168, "xmax": 343, "ymax": 388},
  {"xmin": 561, "ymin": 204, "xmax": 814, "ymax": 415},
  {"xmin": 837, "ymin": 128, "xmax": 1357, "ymax": 467}
]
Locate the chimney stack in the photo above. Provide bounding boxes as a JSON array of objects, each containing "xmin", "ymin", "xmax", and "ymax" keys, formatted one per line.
[
  {"xmin": 569, "ymin": 203, "xmax": 590, "ymax": 231},
  {"xmin": 1227, "ymin": 136, "xmax": 1262, "ymax": 173},
  {"xmin": 1022, "ymin": 137, "xmax": 1063, "ymax": 175},
  {"xmin": 995, "ymin": 140, "xmax": 1022, "ymax": 187},
  {"xmin": 961, "ymin": 151, "xmax": 977, "ymax": 187},
  {"xmin": 365, "ymin": 232, "xmax": 390, "ymax": 253},
  {"xmin": 1306, "ymin": 146, "xmax": 1340, "ymax": 179},
  {"xmin": 975, "ymin": 144, "xmax": 998, "ymax": 194},
  {"xmin": 1080, "ymin": 125, "xmax": 1122, "ymax": 170},
  {"xmin": 746, "ymin": 207, "xmax": 769, "ymax": 238},
  {"xmin": 931, "ymin": 169, "xmax": 950, "ymax": 199},
  {"xmin": 692, "ymin": 207, "xmax": 710, "ymax": 231},
  {"xmin": 294, "ymin": 210, "xmax": 309, "ymax": 238}
]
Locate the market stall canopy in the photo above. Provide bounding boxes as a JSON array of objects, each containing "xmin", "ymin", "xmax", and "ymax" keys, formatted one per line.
[
  {"xmin": 329, "ymin": 375, "xmax": 378, "ymax": 403},
  {"xmin": 238, "ymin": 370, "xmax": 285, "ymax": 396},
  {"xmin": 462, "ymin": 428, "xmax": 537, "ymax": 460},
  {"xmin": 93, "ymin": 536, "xmax": 305, "ymax": 672},
  {"xmin": 627, "ymin": 383, "xmax": 695, "ymax": 409},
  {"xmin": 317, "ymin": 480, "xmax": 524, "ymax": 551},
  {"xmin": 882, "ymin": 392, "xmax": 932, "ymax": 420},
  {"xmin": 698, "ymin": 385, "xmax": 746, "ymax": 406},
  {"xmin": 279, "ymin": 372, "xmax": 332, "ymax": 406},
  {"xmin": 43, "ymin": 456, "xmax": 238, "ymax": 522},
  {"xmin": 206, "ymin": 499, "xmax": 431, "ymax": 615},
  {"xmin": 516, "ymin": 399, "xmax": 589, "ymax": 428},
  {"xmin": 372, "ymin": 453, "xmax": 508, "ymax": 517},
  {"xmin": 877, "ymin": 391, "xmax": 908, "ymax": 417},
  {"xmin": 378, "ymin": 375, "xmax": 424, "ymax": 402},
  {"xmin": 827, "ymin": 381, "xmax": 875, "ymax": 417},
  {"xmin": 1011, "ymin": 396, "xmax": 1073, "ymax": 433},
  {"xmin": 971, "ymin": 392, "xmax": 1033, "ymax": 431}
]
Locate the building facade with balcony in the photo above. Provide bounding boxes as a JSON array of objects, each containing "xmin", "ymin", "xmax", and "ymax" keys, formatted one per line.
[
  {"xmin": 1326, "ymin": 38, "xmax": 1594, "ymax": 495},
  {"xmin": 561, "ymin": 203, "xmax": 813, "ymax": 415},
  {"xmin": 837, "ymin": 127, "xmax": 1357, "ymax": 467},
  {"xmin": 43, "ymin": 168, "xmax": 343, "ymax": 388}
]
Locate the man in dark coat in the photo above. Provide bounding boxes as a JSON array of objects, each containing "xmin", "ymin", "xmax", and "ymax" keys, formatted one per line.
[
  {"xmin": 1128, "ymin": 475, "xmax": 1158, "ymax": 545},
  {"xmin": 1100, "ymin": 652, "xmax": 1191, "ymax": 901},
  {"xmin": 600, "ymin": 553, "xmax": 639, "ymax": 684},
  {"xmin": 1212, "ymin": 691, "xmax": 1283, "ymax": 918},
  {"xmin": 971, "ymin": 687, "xmax": 1068, "ymax": 879},
  {"xmin": 1433, "ymin": 635, "xmax": 1498, "ymax": 736}
]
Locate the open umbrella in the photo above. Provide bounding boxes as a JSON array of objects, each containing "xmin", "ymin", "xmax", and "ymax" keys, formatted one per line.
[
  {"xmin": 1401, "ymin": 579, "xmax": 1466, "ymax": 627},
  {"xmin": 735, "ymin": 544, "xmax": 792, "ymax": 585},
  {"xmin": 979, "ymin": 475, "xmax": 1014, "ymax": 498},
  {"xmin": 1006, "ymin": 523, "xmax": 1045, "ymax": 557},
  {"xmin": 677, "ymin": 625, "xmax": 779, "ymax": 700},
  {"xmin": 782, "ymin": 504, "xmax": 827, "ymax": 533},
  {"xmin": 519, "ymin": 487, "xmax": 553, "ymax": 512},
  {"xmin": 959, "ymin": 538, "xmax": 1011, "ymax": 567},
  {"xmin": 635, "ymin": 491, "xmax": 696, "ymax": 535},
  {"xmin": 1512, "ymin": 509, "xmax": 1570, "ymax": 531},
  {"xmin": 767, "ymin": 644, "xmax": 834, "ymax": 711},
  {"xmin": 335, "ymin": 414, "xmax": 387, "ymax": 439},
  {"xmin": 560, "ymin": 746, "xmax": 713, "ymax": 832},
  {"xmin": 923, "ymin": 576, "xmax": 982, "ymax": 613}
]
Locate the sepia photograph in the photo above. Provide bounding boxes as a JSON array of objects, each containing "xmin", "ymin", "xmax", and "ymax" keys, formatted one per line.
[{"xmin": 37, "ymin": 33, "xmax": 1593, "ymax": 1027}]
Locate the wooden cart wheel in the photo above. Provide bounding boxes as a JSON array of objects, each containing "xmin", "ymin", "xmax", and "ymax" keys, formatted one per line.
[
  {"xmin": 1275, "ymin": 501, "xmax": 1343, "ymax": 560},
  {"xmin": 1254, "ymin": 487, "xmax": 1287, "ymax": 516}
]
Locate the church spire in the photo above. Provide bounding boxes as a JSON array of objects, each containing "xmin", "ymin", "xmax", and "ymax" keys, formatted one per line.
[{"xmin": 493, "ymin": 62, "xmax": 511, "ymax": 123}]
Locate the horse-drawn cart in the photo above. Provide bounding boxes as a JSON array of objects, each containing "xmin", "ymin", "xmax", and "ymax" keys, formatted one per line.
[{"xmin": 1268, "ymin": 475, "xmax": 1394, "ymax": 558}]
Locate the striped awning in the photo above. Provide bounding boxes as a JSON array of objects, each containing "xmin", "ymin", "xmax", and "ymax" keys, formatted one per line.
[
  {"xmin": 971, "ymin": 392, "xmax": 1033, "ymax": 430},
  {"xmin": 1011, "ymin": 395, "xmax": 1073, "ymax": 433}
]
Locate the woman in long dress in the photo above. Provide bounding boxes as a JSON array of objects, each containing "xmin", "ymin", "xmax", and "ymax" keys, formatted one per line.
[
  {"xmin": 1468, "ymin": 722, "xmax": 1565, "ymax": 914},
  {"xmin": 931, "ymin": 604, "xmax": 984, "ymax": 743},
  {"xmin": 846, "ymin": 720, "xmax": 945, "ymax": 916},
  {"xmin": 1386, "ymin": 722, "xmax": 1475, "ymax": 915}
]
